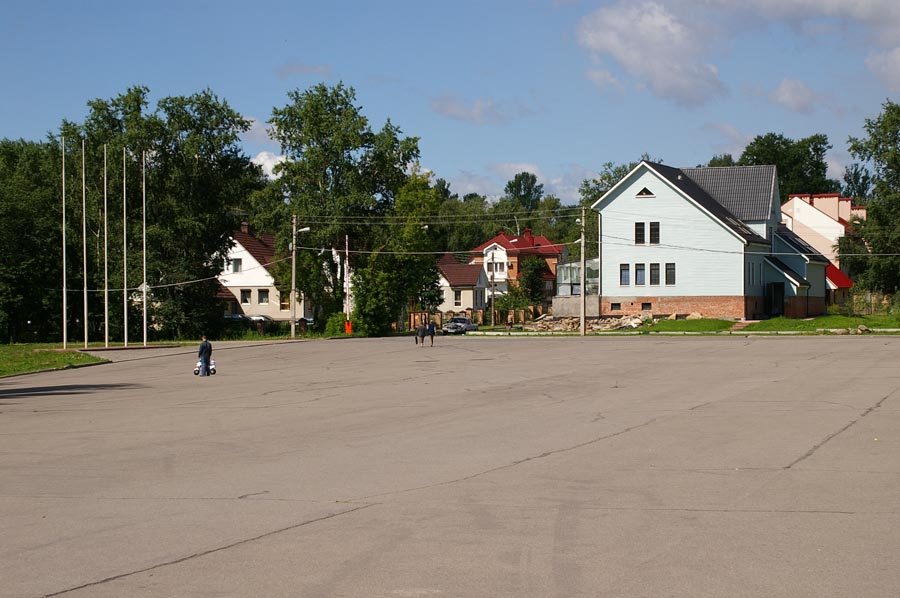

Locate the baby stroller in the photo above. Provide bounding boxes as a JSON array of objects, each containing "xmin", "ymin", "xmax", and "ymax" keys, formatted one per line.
[{"xmin": 193, "ymin": 359, "xmax": 217, "ymax": 376}]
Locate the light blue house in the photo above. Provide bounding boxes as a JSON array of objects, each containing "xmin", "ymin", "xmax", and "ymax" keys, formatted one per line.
[{"xmin": 590, "ymin": 160, "xmax": 827, "ymax": 319}]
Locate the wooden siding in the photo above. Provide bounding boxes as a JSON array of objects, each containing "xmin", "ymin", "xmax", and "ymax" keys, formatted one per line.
[{"xmin": 598, "ymin": 168, "xmax": 746, "ymax": 298}]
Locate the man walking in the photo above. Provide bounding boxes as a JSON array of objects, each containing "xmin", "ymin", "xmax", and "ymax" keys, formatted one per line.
[{"xmin": 198, "ymin": 335, "xmax": 213, "ymax": 377}]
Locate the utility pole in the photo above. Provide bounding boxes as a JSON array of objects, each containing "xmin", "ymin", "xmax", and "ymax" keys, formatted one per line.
[
  {"xmin": 81, "ymin": 139, "xmax": 88, "ymax": 349},
  {"xmin": 490, "ymin": 252, "xmax": 495, "ymax": 327},
  {"xmin": 580, "ymin": 206, "xmax": 586, "ymax": 337},
  {"xmin": 61, "ymin": 136, "xmax": 67, "ymax": 349},
  {"xmin": 291, "ymin": 214, "xmax": 297, "ymax": 339}
]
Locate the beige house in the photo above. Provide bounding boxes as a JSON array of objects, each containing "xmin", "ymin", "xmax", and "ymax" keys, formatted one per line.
[
  {"xmin": 218, "ymin": 223, "xmax": 311, "ymax": 321},
  {"xmin": 436, "ymin": 253, "xmax": 488, "ymax": 313}
]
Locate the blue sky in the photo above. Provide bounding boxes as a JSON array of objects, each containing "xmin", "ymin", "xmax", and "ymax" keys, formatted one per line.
[{"xmin": 3, "ymin": 1, "xmax": 899, "ymax": 203}]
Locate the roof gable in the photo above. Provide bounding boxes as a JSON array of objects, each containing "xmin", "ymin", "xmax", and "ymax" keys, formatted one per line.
[
  {"xmin": 438, "ymin": 253, "xmax": 487, "ymax": 287},
  {"xmin": 232, "ymin": 229, "xmax": 277, "ymax": 272},
  {"xmin": 471, "ymin": 229, "xmax": 564, "ymax": 257}
]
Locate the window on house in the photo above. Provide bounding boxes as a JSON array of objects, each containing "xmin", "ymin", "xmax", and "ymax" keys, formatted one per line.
[
  {"xmin": 650, "ymin": 263, "xmax": 660, "ymax": 285},
  {"xmin": 240, "ymin": 289, "xmax": 251, "ymax": 304},
  {"xmin": 611, "ymin": 302, "xmax": 621, "ymax": 311},
  {"xmin": 635, "ymin": 222, "xmax": 645, "ymax": 244},
  {"xmin": 635, "ymin": 263, "xmax": 646, "ymax": 285},
  {"xmin": 619, "ymin": 264, "xmax": 630, "ymax": 285},
  {"xmin": 649, "ymin": 222, "xmax": 659, "ymax": 244},
  {"xmin": 665, "ymin": 263, "xmax": 676, "ymax": 285},
  {"xmin": 636, "ymin": 187, "xmax": 655, "ymax": 197},
  {"xmin": 454, "ymin": 290, "xmax": 462, "ymax": 307},
  {"xmin": 232, "ymin": 258, "xmax": 242, "ymax": 273},
  {"xmin": 497, "ymin": 262, "xmax": 505, "ymax": 273},
  {"xmin": 280, "ymin": 293, "xmax": 290, "ymax": 310},
  {"xmin": 258, "ymin": 289, "xmax": 269, "ymax": 304},
  {"xmin": 642, "ymin": 302, "xmax": 652, "ymax": 311}
]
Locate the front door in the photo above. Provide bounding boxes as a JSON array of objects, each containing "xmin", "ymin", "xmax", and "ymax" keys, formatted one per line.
[{"xmin": 765, "ymin": 282, "xmax": 785, "ymax": 316}]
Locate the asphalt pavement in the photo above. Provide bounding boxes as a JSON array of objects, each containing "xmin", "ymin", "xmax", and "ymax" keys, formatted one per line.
[{"xmin": 1, "ymin": 335, "xmax": 899, "ymax": 597}]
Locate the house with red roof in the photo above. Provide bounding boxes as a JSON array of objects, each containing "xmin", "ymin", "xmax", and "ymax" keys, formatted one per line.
[
  {"xmin": 217, "ymin": 222, "xmax": 311, "ymax": 321},
  {"xmin": 469, "ymin": 228, "xmax": 566, "ymax": 304},
  {"xmin": 436, "ymin": 253, "xmax": 488, "ymax": 313}
]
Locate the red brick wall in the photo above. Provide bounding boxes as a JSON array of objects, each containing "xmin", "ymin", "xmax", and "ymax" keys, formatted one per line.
[
  {"xmin": 784, "ymin": 296, "xmax": 827, "ymax": 318},
  {"xmin": 601, "ymin": 296, "xmax": 747, "ymax": 319}
]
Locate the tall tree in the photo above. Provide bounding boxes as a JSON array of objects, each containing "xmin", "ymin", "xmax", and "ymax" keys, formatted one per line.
[
  {"xmin": 266, "ymin": 82, "xmax": 420, "ymax": 325},
  {"xmin": 738, "ymin": 132, "xmax": 840, "ymax": 202},
  {"xmin": 504, "ymin": 171, "xmax": 544, "ymax": 212},
  {"xmin": 707, "ymin": 153, "xmax": 735, "ymax": 167},
  {"xmin": 842, "ymin": 100, "xmax": 900, "ymax": 292},
  {"xmin": 842, "ymin": 163, "xmax": 873, "ymax": 202}
]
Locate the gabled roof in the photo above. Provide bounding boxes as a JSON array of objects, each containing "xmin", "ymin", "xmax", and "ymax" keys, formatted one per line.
[
  {"xmin": 438, "ymin": 253, "xmax": 486, "ymax": 288},
  {"xmin": 764, "ymin": 256, "xmax": 810, "ymax": 288},
  {"xmin": 776, "ymin": 225, "xmax": 830, "ymax": 264},
  {"xmin": 826, "ymin": 264, "xmax": 853, "ymax": 289},
  {"xmin": 471, "ymin": 228, "xmax": 564, "ymax": 257},
  {"xmin": 681, "ymin": 165, "xmax": 777, "ymax": 222},
  {"xmin": 645, "ymin": 161, "xmax": 769, "ymax": 245},
  {"xmin": 233, "ymin": 229, "xmax": 277, "ymax": 271}
]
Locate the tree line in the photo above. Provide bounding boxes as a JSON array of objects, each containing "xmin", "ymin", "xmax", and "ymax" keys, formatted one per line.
[{"xmin": 1, "ymin": 83, "xmax": 898, "ymax": 342}]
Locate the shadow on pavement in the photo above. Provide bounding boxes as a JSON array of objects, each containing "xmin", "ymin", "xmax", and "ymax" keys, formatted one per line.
[{"xmin": 0, "ymin": 383, "xmax": 144, "ymax": 400}]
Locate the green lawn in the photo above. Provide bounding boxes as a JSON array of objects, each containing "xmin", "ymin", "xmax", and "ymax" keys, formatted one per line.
[
  {"xmin": 742, "ymin": 314, "xmax": 900, "ymax": 332},
  {"xmin": 640, "ymin": 318, "xmax": 736, "ymax": 332},
  {"xmin": 0, "ymin": 344, "xmax": 107, "ymax": 377}
]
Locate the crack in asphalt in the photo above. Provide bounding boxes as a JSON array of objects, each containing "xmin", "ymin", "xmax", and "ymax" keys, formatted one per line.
[
  {"xmin": 42, "ymin": 503, "xmax": 375, "ymax": 597},
  {"xmin": 785, "ymin": 388, "xmax": 896, "ymax": 470},
  {"xmin": 354, "ymin": 417, "xmax": 659, "ymax": 501}
]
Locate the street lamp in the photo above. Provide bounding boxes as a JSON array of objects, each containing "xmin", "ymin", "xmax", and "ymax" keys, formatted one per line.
[{"xmin": 290, "ymin": 215, "xmax": 311, "ymax": 339}]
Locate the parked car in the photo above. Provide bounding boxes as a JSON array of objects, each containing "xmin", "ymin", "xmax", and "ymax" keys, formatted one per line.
[
  {"xmin": 246, "ymin": 314, "xmax": 273, "ymax": 322},
  {"xmin": 223, "ymin": 313, "xmax": 248, "ymax": 322},
  {"xmin": 442, "ymin": 316, "xmax": 478, "ymax": 334}
]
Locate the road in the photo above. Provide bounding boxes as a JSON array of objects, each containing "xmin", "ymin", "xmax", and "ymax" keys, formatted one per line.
[{"xmin": 1, "ymin": 335, "xmax": 899, "ymax": 597}]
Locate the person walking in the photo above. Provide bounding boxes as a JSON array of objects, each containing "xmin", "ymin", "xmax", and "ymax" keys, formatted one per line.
[
  {"xmin": 427, "ymin": 320, "xmax": 436, "ymax": 346},
  {"xmin": 416, "ymin": 320, "xmax": 426, "ymax": 347},
  {"xmin": 198, "ymin": 335, "xmax": 213, "ymax": 377}
]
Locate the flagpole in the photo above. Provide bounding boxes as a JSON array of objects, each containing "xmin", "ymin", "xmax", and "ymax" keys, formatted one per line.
[
  {"xmin": 142, "ymin": 150, "xmax": 147, "ymax": 347},
  {"xmin": 103, "ymin": 144, "xmax": 109, "ymax": 348},
  {"xmin": 123, "ymin": 147, "xmax": 128, "ymax": 347},
  {"xmin": 82, "ymin": 138, "xmax": 88, "ymax": 349},
  {"xmin": 61, "ymin": 136, "xmax": 67, "ymax": 349}
]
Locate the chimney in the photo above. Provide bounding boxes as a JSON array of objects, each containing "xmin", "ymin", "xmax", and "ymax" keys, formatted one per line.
[
  {"xmin": 523, "ymin": 228, "xmax": 533, "ymax": 243},
  {"xmin": 240, "ymin": 221, "xmax": 250, "ymax": 234}
]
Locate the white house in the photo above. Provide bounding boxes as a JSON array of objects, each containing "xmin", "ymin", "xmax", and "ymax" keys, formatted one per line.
[
  {"xmin": 591, "ymin": 161, "xmax": 828, "ymax": 319},
  {"xmin": 218, "ymin": 223, "xmax": 311, "ymax": 321},
  {"xmin": 436, "ymin": 253, "xmax": 488, "ymax": 313}
]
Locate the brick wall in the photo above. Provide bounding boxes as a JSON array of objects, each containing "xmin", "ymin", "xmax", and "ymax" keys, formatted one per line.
[{"xmin": 601, "ymin": 296, "xmax": 747, "ymax": 319}]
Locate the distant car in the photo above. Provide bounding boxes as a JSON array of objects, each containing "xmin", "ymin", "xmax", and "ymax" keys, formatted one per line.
[
  {"xmin": 246, "ymin": 314, "xmax": 273, "ymax": 322},
  {"xmin": 442, "ymin": 316, "xmax": 478, "ymax": 334},
  {"xmin": 223, "ymin": 313, "xmax": 248, "ymax": 322}
]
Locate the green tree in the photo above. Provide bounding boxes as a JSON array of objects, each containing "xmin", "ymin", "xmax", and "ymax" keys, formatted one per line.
[
  {"xmin": 738, "ymin": 132, "xmax": 840, "ymax": 202},
  {"xmin": 707, "ymin": 153, "xmax": 735, "ymax": 167},
  {"xmin": 265, "ymin": 82, "xmax": 420, "ymax": 326},
  {"xmin": 842, "ymin": 100, "xmax": 900, "ymax": 292},
  {"xmin": 504, "ymin": 171, "xmax": 543, "ymax": 212},
  {"xmin": 518, "ymin": 257, "xmax": 549, "ymax": 305},
  {"xmin": 842, "ymin": 163, "xmax": 873, "ymax": 202}
]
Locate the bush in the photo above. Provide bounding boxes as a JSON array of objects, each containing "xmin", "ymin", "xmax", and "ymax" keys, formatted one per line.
[{"xmin": 324, "ymin": 312, "xmax": 351, "ymax": 337}]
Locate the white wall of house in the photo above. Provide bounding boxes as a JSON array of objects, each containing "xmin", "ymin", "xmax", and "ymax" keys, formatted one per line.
[
  {"xmin": 781, "ymin": 198, "xmax": 844, "ymax": 265},
  {"xmin": 596, "ymin": 167, "xmax": 747, "ymax": 297},
  {"xmin": 773, "ymin": 236, "xmax": 827, "ymax": 299},
  {"xmin": 744, "ymin": 246, "xmax": 768, "ymax": 296},
  {"xmin": 218, "ymin": 241, "xmax": 290, "ymax": 320},
  {"xmin": 437, "ymin": 274, "xmax": 487, "ymax": 313}
]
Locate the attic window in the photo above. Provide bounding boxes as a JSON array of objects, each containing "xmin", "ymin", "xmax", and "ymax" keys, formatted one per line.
[{"xmin": 636, "ymin": 187, "xmax": 655, "ymax": 198}]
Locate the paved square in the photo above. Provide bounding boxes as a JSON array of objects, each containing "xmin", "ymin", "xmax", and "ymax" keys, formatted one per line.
[{"xmin": 2, "ymin": 336, "xmax": 899, "ymax": 597}]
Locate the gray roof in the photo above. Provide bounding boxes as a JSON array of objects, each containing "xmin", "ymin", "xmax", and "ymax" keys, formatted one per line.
[
  {"xmin": 765, "ymin": 256, "xmax": 810, "ymax": 288},
  {"xmin": 645, "ymin": 161, "xmax": 769, "ymax": 245},
  {"xmin": 681, "ymin": 165, "xmax": 777, "ymax": 222},
  {"xmin": 776, "ymin": 225, "xmax": 830, "ymax": 264}
]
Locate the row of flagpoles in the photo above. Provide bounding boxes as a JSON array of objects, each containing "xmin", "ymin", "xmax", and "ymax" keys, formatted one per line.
[{"xmin": 61, "ymin": 137, "xmax": 148, "ymax": 349}]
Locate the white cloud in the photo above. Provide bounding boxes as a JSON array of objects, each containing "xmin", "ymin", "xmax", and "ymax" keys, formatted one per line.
[
  {"xmin": 826, "ymin": 152, "xmax": 846, "ymax": 181},
  {"xmin": 489, "ymin": 162, "xmax": 545, "ymax": 182},
  {"xmin": 585, "ymin": 68, "xmax": 623, "ymax": 91},
  {"xmin": 770, "ymin": 78, "xmax": 815, "ymax": 114},
  {"xmin": 702, "ymin": 122, "xmax": 752, "ymax": 158},
  {"xmin": 431, "ymin": 94, "xmax": 533, "ymax": 125},
  {"xmin": 242, "ymin": 117, "xmax": 272, "ymax": 145},
  {"xmin": 276, "ymin": 61, "xmax": 330, "ymax": 80},
  {"xmin": 866, "ymin": 47, "xmax": 900, "ymax": 92},
  {"xmin": 448, "ymin": 170, "xmax": 503, "ymax": 200},
  {"xmin": 251, "ymin": 151, "xmax": 286, "ymax": 179},
  {"xmin": 577, "ymin": 1, "xmax": 725, "ymax": 106}
]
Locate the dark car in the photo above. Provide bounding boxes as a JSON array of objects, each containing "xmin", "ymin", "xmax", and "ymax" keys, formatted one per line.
[{"xmin": 442, "ymin": 316, "xmax": 478, "ymax": 334}]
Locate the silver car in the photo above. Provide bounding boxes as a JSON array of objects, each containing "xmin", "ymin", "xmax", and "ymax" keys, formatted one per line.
[{"xmin": 442, "ymin": 316, "xmax": 478, "ymax": 334}]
